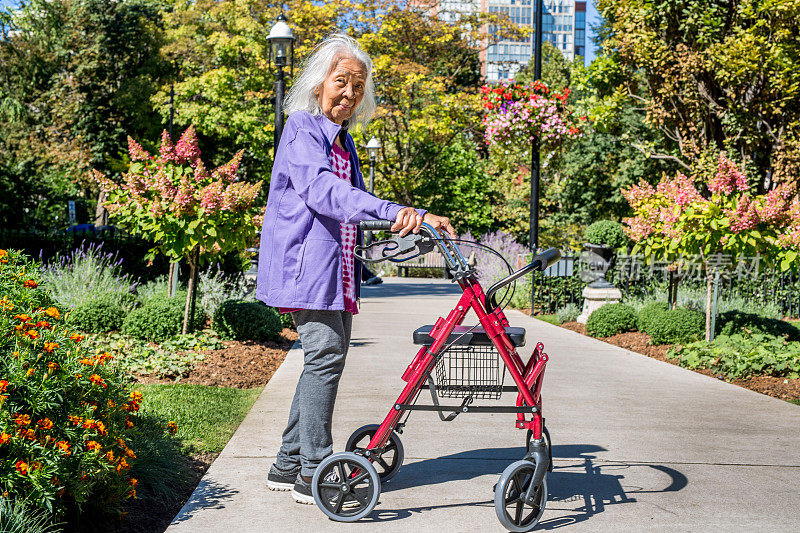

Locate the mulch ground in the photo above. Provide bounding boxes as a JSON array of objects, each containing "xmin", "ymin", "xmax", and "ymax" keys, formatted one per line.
[
  {"xmin": 113, "ymin": 328, "xmax": 298, "ymax": 533},
  {"xmin": 559, "ymin": 321, "xmax": 800, "ymax": 402}
]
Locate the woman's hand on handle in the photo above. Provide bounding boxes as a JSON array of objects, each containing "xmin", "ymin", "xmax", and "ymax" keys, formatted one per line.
[
  {"xmin": 391, "ymin": 207, "xmax": 424, "ymax": 236},
  {"xmin": 423, "ymin": 213, "xmax": 455, "ymax": 238}
]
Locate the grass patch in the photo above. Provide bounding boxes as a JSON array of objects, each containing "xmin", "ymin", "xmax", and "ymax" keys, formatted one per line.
[
  {"xmin": 535, "ymin": 314, "xmax": 561, "ymax": 325},
  {"xmin": 137, "ymin": 384, "xmax": 263, "ymax": 455},
  {"xmin": 790, "ymin": 399, "xmax": 800, "ymax": 406}
]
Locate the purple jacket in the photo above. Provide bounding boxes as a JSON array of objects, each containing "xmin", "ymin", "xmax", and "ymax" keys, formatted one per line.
[{"xmin": 256, "ymin": 111, "xmax": 419, "ymax": 310}]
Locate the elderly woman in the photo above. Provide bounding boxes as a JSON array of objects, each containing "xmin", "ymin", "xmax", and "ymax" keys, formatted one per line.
[{"xmin": 256, "ymin": 34, "xmax": 454, "ymax": 504}]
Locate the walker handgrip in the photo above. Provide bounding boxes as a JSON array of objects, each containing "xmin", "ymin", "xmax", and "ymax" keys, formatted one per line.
[
  {"xmin": 359, "ymin": 220, "xmax": 393, "ymax": 231},
  {"xmin": 484, "ymin": 248, "xmax": 562, "ymax": 313}
]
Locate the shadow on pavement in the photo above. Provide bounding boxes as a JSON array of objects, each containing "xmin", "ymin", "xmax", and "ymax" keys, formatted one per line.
[
  {"xmin": 374, "ymin": 443, "xmax": 688, "ymax": 528},
  {"xmin": 169, "ymin": 479, "xmax": 239, "ymax": 526},
  {"xmin": 362, "ymin": 281, "xmax": 462, "ymax": 299}
]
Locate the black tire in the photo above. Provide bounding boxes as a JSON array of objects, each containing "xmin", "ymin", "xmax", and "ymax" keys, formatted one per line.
[
  {"xmin": 345, "ymin": 424, "xmax": 404, "ymax": 482},
  {"xmin": 526, "ymin": 425, "xmax": 553, "ymax": 472},
  {"xmin": 494, "ymin": 460, "xmax": 548, "ymax": 532},
  {"xmin": 311, "ymin": 452, "xmax": 380, "ymax": 522}
]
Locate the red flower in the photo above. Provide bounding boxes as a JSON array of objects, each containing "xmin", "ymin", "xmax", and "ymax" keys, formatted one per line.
[
  {"xmin": 15, "ymin": 460, "xmax": 28, "ymax": 475},
  {"xmin": 493, "ymin": 87, "xmax": 504, "ymax": 94},
  {"xmin": 23, "ymin": 280, "xmax": 37, "ymax": 288}
]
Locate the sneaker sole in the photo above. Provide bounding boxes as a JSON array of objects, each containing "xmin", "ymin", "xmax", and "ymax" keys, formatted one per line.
[
  {"xmin": 267, "ymin": 479, "xmax": 294, "ymax": 491},
  {"xmin": 291, "ymin": 489, "xmax": 315, "ymax": 505}
]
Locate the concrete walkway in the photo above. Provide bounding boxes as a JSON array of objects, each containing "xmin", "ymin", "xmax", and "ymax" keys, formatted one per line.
[{"xmin": 167, "ymin": 278, "xmax": 800, "ymax": 532}]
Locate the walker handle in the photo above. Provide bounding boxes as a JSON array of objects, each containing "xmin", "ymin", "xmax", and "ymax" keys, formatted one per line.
[
  {"xmin": 359, "ymin": 220, "xmax": 393, "ymax": 231},
  {"xmin": 484, "ymin": 248, "xmax": 562, "ymax": 313}
]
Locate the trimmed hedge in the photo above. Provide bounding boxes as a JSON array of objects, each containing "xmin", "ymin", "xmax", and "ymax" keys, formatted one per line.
[
  {"xmin": 586, "ymin": 303, "xmax": 637, "ymax": 337},
  {"xmin": 212, "ymin": 300, "xmax": 282, "ymax": 341},
  {"xmin": 67, "ymin": 299, "xmax": 125, "ymax": 334},
  {"xmin": 122, "ymin": 294, "xmax": 206, "ymax": 342},
  {"xmin": 646, "ymin": 308, "xmax": 705, "ymax": 345},
  {"xmin": 717, "ymin": 311, "xmax": 800, "ymax": 341},
  {"xmin": 636, "ymin": 301, "xmax": 669, "ymax": 333},
  {"xmin": 584, "ymin": 220, "xmax": 627, "ymax": 249}
]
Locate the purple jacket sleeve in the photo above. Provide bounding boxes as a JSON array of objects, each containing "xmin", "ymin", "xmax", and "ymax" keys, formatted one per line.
[{"xmin": 286, "ymin": 127, "xmax": 404, "ymax": 224}]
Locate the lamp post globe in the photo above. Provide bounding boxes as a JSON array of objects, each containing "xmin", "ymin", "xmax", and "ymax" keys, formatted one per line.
[{"xmin": 267, "ymin": 13, "xmax": 295, "ymax": 150}]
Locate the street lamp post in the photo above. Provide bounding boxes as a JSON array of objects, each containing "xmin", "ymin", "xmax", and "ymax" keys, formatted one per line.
[
  {"xmin": 530, "ymin": 0, "xmax": 543, "ymax": 316},
  {"xmin": 267, "ymin": 13, "xmax": 295, "ymax": 151},
  {"xmin": 365, "ymin": 136, "xmax": 381, "ymax": 245}
]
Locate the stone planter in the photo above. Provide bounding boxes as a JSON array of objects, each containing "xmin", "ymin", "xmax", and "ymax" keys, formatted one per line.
[{"xmin": 577, "ymin": 242, "xmax": 620, "ymax": 323}]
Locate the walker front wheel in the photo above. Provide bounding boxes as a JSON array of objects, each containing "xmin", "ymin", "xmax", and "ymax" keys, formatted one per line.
[
  {"xmin": 526, "ymin": 426, "xmax": 553, "ymax": 472},
  {"xmin": 494, "ymin": 460, "xmax": 547, "ymax": 532},
  {"xmin": 345, "ymin": 424, "xmax": 404, "ymax": 481},
  {"xmin": 312, "ymin": 452, "xmax": 381, "ymax": 522}
]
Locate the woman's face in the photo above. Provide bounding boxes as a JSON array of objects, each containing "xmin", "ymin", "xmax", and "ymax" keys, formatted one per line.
[{"xmin": 316, "ymin": 56, "xmax": 366, "ymax": 125}]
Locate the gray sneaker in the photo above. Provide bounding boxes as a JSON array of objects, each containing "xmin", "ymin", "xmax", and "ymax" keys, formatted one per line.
[
  {"xmin": 267, "ymin": 464, "xmax": 299, "ymax": 491},
  {"xmin": 292, "ymin": 475, "xmax": 315, "ymax": 505}
]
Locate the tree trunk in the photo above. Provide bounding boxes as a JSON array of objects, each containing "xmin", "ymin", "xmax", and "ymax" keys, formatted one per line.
[
  {"xmin": 94, "ymin": 190, "xmax": 108, "ymax": 226},
  {"xmin": 182, "ymin": 247, "xmax": 200, "ymax": 335},
  {"xmin": 705, "ymin": 274, "xmax": 714, "ymax": 342}
]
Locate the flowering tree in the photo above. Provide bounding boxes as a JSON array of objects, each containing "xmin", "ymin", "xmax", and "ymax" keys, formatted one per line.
[
  {"xmin": 622, "ymin": 153, "xmax": 800, "ymax": 340},
  {"xmin": 481, "ymin": 81, "xmax": 585, "ymax": 153},
  {"xmin": 95, "ymin": 126, "xmax": 262, "ymax": 334}
]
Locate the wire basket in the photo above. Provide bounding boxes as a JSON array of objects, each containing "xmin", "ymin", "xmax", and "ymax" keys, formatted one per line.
[{"xmin": 433, "ymin": 344, "xmax": 505, "ymax": 399}]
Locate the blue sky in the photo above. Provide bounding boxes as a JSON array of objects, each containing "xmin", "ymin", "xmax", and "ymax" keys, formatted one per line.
[{"xmin": 0, "ymin": 0, "xmax": 604, "ymax": 63}]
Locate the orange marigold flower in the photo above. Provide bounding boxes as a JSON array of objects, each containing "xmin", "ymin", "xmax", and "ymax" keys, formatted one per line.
[
  {"xmin": 97, "ymin": 352, "xmax": 114, "ymax": 363},
  {"xmin": 47, "ymin": 361, "xmax": 59, "ymax": 371},
  {"xmin": 82, "ymin": 419, "xmax": 96, "ymax": 430},
  {"xmin": 116, "ymin": 458, "xmax": 130, "ymax": 472},
  {"xmin": 89, "ymin": 374, "xmax": 107, "ymax": 388},
  {"xmin": 125, "ymin": 417, "xmax": 134, "ymax": 428},
  {"xmin": 0, "ymin": 433, "xmax": 10, "ymax": 444},
  {"xmin": 23, "ymin": 280, "xmax": 37, "ymax": 288},
  {"xmin": 36, "ymin": 320, "xmax": 51, "ymax": 330},
  {"xmin": 130, "ymin": 391, "xmax": 143, "ymax": 403},
  {"xmin": 117, "ymin": 438, "xmax": 127, "ymax": 447},
  {"xmin": 0, "ymin": 380, "xmax": 8, "ymax": 392},
  {"xmin": 167, "ymin": 421, "xmax": 178, "ymax": 435},
  {"xmin": 85, "ymin": 440, "xmax": 102, "ymax": 452},
  {"xmin": 55, "ymin": 441, "xmax": 71, "ymax": 455},
  {"xmin": 129, "ymin": 478, "xmax": 138, "ymax": 487},
  {"xmin": 107, "ymin": 400, "xmax": 116, "ymax": 408},
  {"xmin": 0, "ymin": 395, "xmax": 7, "ymax": 404},
  {"xmin": 22, "ymin": 429, "xmax": 36, "ymax": 440},
  {"xmin": 70, "ymin": 333, "xmax": 84, "ymax": 342},
  {"xmin": 124, "ymin": 448, "xmax": 136, "ymax": 459},
  {"xmin": 105, "ymin": 450, "xmax": 115, "ymax": 462},
  {"xmin": 25, "ymin": 330, "xmax": 39, "ymax": 340},
  {"xmin": 0, "ymin": 296, "xmax": 13, "ymax": 311},
  {"xmin": 15, "ymin": 460, "xmax": 28, "ymax": 475},
  {"xmin": 14, "ymin": 414, "xmax": 30, "ymax": 426},
  {"xmin": 74, "ymin": 373, "xmax": 83, "ymax": 379},
  {"xmin": 79, "ymin": 358, "xmax": 94, "ymax": 365},
  {"xmin": 96, "ymin": 421, "xmax": 107, "ymax": 435},
  {"xmin": 37, "ymin": 418, "xmax": 53, "ymax": 430},
  {"xmin": 68, "ymin": 415, "xmax": 82, "ymax": 426},
  {"xmin": 14, "ymin": 314, "xmax": 31, "ymax": 322},
  {"xmin": 12, "ymin": 351, "xmax": 19, "ymax": 358},
  {"xmin": 43, "ymin": 341, "xmax": 58, "ymax": 353},
  {"xmin": 25, "ymin": 368, "xmax": 35, "ymax": 377},
  {"xmin": 45, "ymin": 307, "xmax": 60, "ymax": 319}
]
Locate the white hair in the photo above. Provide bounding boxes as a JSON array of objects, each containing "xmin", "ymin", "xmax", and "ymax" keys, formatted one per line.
[{"xmin": 284, "ymin": 34, "xmax": 377, "ymax": 127}]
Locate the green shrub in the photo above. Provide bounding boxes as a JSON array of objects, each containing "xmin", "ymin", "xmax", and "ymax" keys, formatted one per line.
[
  {"xmin": 645, "ymin": 308, "xmax": 705, "ymax": 345},
  {"xmin": 279, "ymin": 311, "xmax": 294, "ymax": 330},
  {"xmin": 0, "ymin": 498, "xmax": 61, "ymax": 533},
  {"xmin": 556, "ymin": 303, "xmax": 580, "ymax": 324},
  {"xmin": 585, "ymin": 303, "xmax": 637, "ymax": 337},
  {"xmin": 636, "ymin": 301, "xmax": 669, "ymax": 332},
  {"xmin": 584, "ymin": 220, "xmax": 627, "ymax": 249},
  {"xmin": 717, "ymin": 311, "xmax": 800, "ymax": 341},
  {"xmin": 67, "ymin": 298, "xmax": 125, "ymax": 334},
  {"xmin": 212, "ymin": 300, "xmax": 282, "ymax": 341},
  {"xmin": 668, "ymin": 332, "xmax": 800, "ymax": 379},
  {"xmin": 0, "ymin": 249, "xmax": 151, "ymax": 522},
  {"xmin": 122, "ymin": 293, "xmax": 206, "ymax": 342}
]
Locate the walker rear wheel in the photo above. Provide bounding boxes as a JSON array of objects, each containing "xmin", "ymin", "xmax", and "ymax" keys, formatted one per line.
[
  {"xmin": 494, "ymin": 460, "xmax": 547, "ymax": 532},
  {"xmin": 311, "ymin": 452, "xmax": 380, "ymax": 522},
  {"xmin": 345, "ymin": 424, "xmax": 404, "ymax": 481}
]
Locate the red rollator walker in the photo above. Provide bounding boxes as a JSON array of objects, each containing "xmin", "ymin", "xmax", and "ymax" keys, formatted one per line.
[{"xmin": 310, "ymin": 220, "xmax": 560, "ymax": 532}]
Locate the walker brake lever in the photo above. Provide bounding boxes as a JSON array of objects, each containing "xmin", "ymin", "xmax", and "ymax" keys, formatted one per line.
[{"xmin": 353, "ymin": 233, "xmax": 435, "ymax": 263}]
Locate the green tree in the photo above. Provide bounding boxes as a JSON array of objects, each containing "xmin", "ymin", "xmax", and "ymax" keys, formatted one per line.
[
  {"xmin": 598, "ymin": 0, "xmax": 800, "ymax": 192},
  {"xmin": 515, "ymin": 40, "xmax": 572, "ymax": 90},
  {"xmin": 0, "ymin": 0, "xmax": 167, "ymax": 228}
]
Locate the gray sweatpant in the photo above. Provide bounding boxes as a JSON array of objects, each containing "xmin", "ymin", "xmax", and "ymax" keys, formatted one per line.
[{"xmin": 275, "ymin": 309, "xmax": 352, "ymax": 478}]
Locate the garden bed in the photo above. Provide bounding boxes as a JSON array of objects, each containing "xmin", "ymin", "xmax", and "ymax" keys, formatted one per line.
[
  {"xmin": 111, "ymin": 328, "xmax": 297, "ymax": 533},
  {"xmin": 559, "ymin": 322, "xmax": 800, "ymax": 403}
]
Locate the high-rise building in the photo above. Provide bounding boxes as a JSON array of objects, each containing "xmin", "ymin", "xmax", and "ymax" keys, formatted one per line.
[{"xmin": 475, "ymin": 0, "xmax": 587, "ymax": 82}]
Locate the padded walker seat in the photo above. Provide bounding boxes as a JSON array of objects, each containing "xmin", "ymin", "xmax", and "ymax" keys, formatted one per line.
[{"xmin": 413, "ymin": 324, "xmax": 526, "ymax": 347}]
